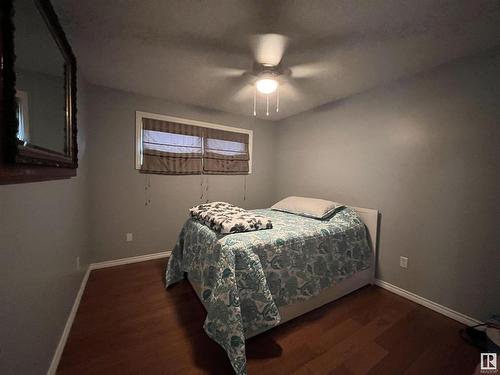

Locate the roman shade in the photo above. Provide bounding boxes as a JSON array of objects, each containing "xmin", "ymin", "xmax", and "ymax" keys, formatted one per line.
[
  {"xmin": 203, "ymin": 128, "xmax": 250, "ymax": 174},
  {"xmin": 140, "ymin": 118, "xmax": 203, "ymax": 174},
  {"xmin": 139, "ymin": 116, "xmax": 250, "ymax": 175}
]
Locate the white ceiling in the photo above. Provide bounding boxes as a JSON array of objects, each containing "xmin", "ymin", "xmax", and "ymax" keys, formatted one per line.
[{"xmin": 53, "ymin": 0, "xmax": 500, "ymax": 120}]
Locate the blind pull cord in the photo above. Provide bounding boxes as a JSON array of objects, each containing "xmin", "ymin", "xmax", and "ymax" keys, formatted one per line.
[
  {"xmin": 145, "ymin": 175, "xmax": 151, "ymax": 206},
  {"xmin": 200, "ymin": 173, "xmax": 204, "ymax": 200},
  {"xmin": 148, "ymin": 175, "xmax": 151, "ymax": 205},
  {"xmin": 205, "ymin": 175, "xmax": 209, "ymax": 203},
  {"xmin": 243, "ymin": 175, "xmax": 247, "ymax": 201}
]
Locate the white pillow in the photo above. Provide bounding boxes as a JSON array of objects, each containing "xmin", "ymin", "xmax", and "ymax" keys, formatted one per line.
[{"xmin": 271, "ymin": 196, "xmax": 343, "ymax": 219}]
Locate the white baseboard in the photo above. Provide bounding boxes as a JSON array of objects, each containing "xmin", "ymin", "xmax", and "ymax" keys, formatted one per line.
[
  {"xmin": 89, "ymin": 251, "xmax": 171, "ymax": 270},
  {"xmin": 47, "ymin": 251, "xmax": 171, "ymax": 375},
  {"xmin": 375, "ymin": 279, "xmax": 482, "ymax": 327},
  {"xmin": 47, "ymin": 268, "xmax": 90, "ymax": 375}
]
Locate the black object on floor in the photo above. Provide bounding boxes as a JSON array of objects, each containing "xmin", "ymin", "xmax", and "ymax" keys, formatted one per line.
[{"xmin": 460, "ymin": 325, "xmax": 500, "ymax": 353}]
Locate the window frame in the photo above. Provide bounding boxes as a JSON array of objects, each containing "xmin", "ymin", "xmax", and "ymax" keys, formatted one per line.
[
  {"xmin": 15, "ymin": 90, "xmax": 30, "ymax": 143},
  {"xmin": 135, "ymin": 111, "xmax": 253, "ymax": 174}
]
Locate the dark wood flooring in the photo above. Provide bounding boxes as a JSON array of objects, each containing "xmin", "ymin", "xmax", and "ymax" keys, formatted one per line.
[{"xmin": 57, "ymin": 259, "xmax": 479, "ymax": 374}]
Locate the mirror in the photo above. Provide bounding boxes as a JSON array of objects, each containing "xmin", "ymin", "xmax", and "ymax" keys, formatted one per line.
[
  {"xmin": 0, "ymin": 0, "xmax": 77, "ymax": 184},
  {"xmin": 15, "ymin": 0, "xmax": 67, "ymax": 153}
]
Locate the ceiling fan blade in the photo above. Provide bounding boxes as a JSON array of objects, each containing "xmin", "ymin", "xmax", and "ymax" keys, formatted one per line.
[
  {"xmin": 232, "ymin": 80, "xmax": 255, "ymax": 103},
  {"xmin": 289, "ymin": 62, "xmax": 329, "ymax": 79},
  {"xmin": 249, "ymin": 33, "xmax": 288, "ymax": 66},
  {"xmin": 200, "ymin": 71, "xmax": 251, "ymax": 108},
  {"xmin": 206, "ymin": 66, "xmax": 247, "ymax": 78},
  {"xmin": 279, "ymin": 76, "xmax": 303, "ymax": 102}
]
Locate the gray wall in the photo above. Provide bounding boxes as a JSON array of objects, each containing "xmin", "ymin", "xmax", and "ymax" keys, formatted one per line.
[
  {"xmin": 0, "ymin": 78, "xmax": 89, "ymax": 374},
  {"xmin": 274, "ymin": 48, "xmax": 500, "ymax": 321},
  {"xmin": 87, "ymin": 86, "xmax": 276, "ymax": 262}
]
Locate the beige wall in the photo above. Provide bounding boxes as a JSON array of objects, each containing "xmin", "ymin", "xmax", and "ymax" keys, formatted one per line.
[
  {"xmin": 87, "ymin": 86, "xmax": 276, "ymax": 262},
  {"xmin": 274, "ymin": 48, "xmax": 500, "ymax": 321},
  {"xmin": 0, "ymin": 78, "xmax": 90, "ymax": 374}
]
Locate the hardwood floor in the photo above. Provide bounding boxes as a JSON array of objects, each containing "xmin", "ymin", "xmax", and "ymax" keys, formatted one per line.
[{"xmin": 57, "ymin": 259, "xmax": 479, "ymax": 374}]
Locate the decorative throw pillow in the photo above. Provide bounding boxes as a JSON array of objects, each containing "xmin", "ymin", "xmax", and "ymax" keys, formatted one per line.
[{"xmin": 271, "ymin": 196, "xmax": 343, "ymax": 219}]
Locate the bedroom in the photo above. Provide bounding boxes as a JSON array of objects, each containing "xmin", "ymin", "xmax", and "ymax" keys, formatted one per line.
[{"xmin": 1, "ymin": 0, "xmax": 499, "ymax": 374}]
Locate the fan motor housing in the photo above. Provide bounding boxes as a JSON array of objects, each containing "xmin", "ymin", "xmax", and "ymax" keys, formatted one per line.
[{"xmin": 253, "ymin": 63, "xmax": 290, "ymax": 78}]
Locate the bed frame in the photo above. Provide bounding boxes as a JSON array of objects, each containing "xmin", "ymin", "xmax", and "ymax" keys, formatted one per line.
[{"xmin": 188, "ymin": 205, "xmax": 379, "ymax": 339}]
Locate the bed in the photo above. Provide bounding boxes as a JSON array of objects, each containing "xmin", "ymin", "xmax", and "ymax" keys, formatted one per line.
[{"xmin": 166, "ymin": 205, "xmax": 378, "ymax": 374}]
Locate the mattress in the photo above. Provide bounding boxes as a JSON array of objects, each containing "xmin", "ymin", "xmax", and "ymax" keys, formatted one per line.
[{"xmin": 165, "ymin": 207, "xmax": 372, "ymax": 374}]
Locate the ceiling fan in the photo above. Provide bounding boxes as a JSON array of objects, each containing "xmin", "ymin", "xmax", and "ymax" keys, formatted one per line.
[
  {"xmin": 214, "ymin": 33, "xmax": 326, "ymax": 117},
  {"xmin": 249, "ymin": 34, "xmax": 290, "ymax": 95}
]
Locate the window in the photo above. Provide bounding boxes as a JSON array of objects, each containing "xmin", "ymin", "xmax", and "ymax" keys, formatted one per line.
[
  {"xmin": 15, "ymin": 90, "xmax": 30, "ymax": 143},
  {"xmin": 135, "ymin": 112, "xmax": 252, "ymax": 175}
]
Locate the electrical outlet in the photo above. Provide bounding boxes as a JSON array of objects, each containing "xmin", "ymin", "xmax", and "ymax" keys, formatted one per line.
[
  {"xmin": 76, "ymin": 256, "xmax": 80, "ymax": 271},
  {"xmin": 126, "ymin": 233, "xmax": 133, "ymax": 242},
  {"xmin": 400, "ymin": 256, "xmax": 408, "ymax": 269}
]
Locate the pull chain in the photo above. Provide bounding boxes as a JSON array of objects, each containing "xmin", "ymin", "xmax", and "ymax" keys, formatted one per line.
[
  {"xmin": 254, "ymin": 84, "xmax": 279, "ymax": 116},
  {"xmin": 253, "ymin": 86, "xmax": 257, "ymax": 116},
  {"xmin": 276, "ymin": 86, "xmax": 279, "ymax": 113}
]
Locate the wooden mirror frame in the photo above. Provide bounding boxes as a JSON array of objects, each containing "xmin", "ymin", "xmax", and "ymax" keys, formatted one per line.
[{"xmin": 0, "ymin": 0, "xmax": 77, "ymax": 184}]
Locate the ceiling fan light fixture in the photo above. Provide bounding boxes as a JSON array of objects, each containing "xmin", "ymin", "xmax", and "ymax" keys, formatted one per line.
[{"xmin": 256, "ymin": 78, "xmax": 278, "ymax": 94}]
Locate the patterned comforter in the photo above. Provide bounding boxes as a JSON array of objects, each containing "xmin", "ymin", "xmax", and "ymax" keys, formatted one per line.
[{"xmin": 165, "ymin": 207, "xmax": 372, "ymax": 374}]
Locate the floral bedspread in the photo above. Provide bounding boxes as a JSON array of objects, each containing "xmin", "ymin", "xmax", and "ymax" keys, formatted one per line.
[{"xmin": 165, "ymin": 207, "xmax": 372, "ymax": 374}]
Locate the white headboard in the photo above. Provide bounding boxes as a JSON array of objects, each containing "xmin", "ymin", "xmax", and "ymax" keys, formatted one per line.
[{"xmin": 351, "ymin": 206, "xmax": 379, "ymax": 282}]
